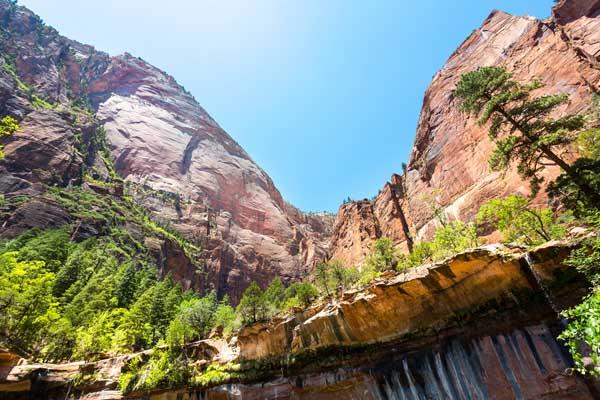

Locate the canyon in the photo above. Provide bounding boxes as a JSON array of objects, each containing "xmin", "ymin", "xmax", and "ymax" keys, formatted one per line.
[
  {"xmin": 0, "ymin": 238, "xmax": 597, "ymax": 399},
  {"xmin": 330, "ymin": 0, "xmax": 600, "ymax": 266},
  {"xmin": 1, "ymin": 0, "xmax": 599, "ymax": 398},
  {"xmin": 0, "ymin": 0, "xmax": 333, "ymax": 302}
]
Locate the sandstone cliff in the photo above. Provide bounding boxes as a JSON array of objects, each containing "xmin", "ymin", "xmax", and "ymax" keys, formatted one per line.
[
  {"xmin": 1, "ymin": 239, "xmax": 596, "ymax": 399},
  {"xmin": 0, "ymin": 0, "xmax": 333, "ymax": 301},
  {"xmin": 330, "ymin": 0, "xmax": 600, "ymax": 266}
]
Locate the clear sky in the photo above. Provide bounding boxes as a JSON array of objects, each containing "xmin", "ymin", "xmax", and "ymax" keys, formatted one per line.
[{"xmin": 19, "ymin": 0, "xmax": 553, "ymax": 212}]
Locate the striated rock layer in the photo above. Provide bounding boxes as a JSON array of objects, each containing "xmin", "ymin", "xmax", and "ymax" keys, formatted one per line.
[
  {"xmin": 152, "ymin": 325, "xmax": 592, "ymax": 400},
  {"xmin": 1, "ymin": 239, "xmax": 597, "ymax": 399},
  {"xmin": 0, "ymin": 0, "xmax": 333, "ymax": 301},
  {"xmin": 330, "ymin": 0, "xmax": 600, "ymax": 266}
]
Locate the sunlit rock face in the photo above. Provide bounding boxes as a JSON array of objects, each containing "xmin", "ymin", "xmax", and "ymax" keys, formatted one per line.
[
  {"xmin": 0, "ymin": 240, "xmax": 597, "ymax": 399},
  {"xmin": 149, "ymin": 325, "xmax": 591, "ymax": 400},
  {"xmin": 234, "ymin": 241, "xmax": 589, "ymax": 361},
  {"xmin": 330, "ymin": 0, "xmax": 600, "ymax": 267},
  {"xmin": 87, "ymin": 53, "xmax": 335, "ymax": 301},
  {"xmin": 0, "ymin": 0, "xmax": 334, "ymax": 302}
]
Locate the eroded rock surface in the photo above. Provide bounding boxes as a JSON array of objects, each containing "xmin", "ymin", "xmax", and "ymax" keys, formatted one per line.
[
  {"xmin": 1, "ymin": 240, "xmax": 595, "ymax": 399},
  {"xmin": 0, "ymin": 0, "xmax": 333, "ymax": 301},
  {"xmin": 330, "ymin": 0, "xmax": 600, "ymax": 266}
]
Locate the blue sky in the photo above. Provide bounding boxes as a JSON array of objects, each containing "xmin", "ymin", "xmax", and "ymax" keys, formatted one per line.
[{"xmin": 19, "ymin": 0, "xmax": 553, "ymax": 212}]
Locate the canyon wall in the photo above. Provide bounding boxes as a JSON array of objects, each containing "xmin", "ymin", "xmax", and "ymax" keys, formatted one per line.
[
  {"xmin": 0, "ymin": 0, "xmax": 333, "ymax": 301},
  {"xmin": 1, "ymin": 239, "xmax": 596, "ymax": 399},
  {"xmin": 331, "ymin": 0, "xmax": 600, "ymax": 266}
]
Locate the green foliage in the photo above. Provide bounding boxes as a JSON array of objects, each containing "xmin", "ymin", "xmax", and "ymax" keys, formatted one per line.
[
  {"xmin": 263, "ymin": 277, "xmax": 285, "ymax": 311},
  {"xmin": 558, "ymin": 217, "xmax": 600, "ymax": 376},
  {"xmin": 73, "ymin": 310, "xmax": 122, "ymax": 361},
  {"xmin": 577, "ymin": 128, "xmax": 600, "ymax": 160},
  {"xmin": 397, "ymin": 242, "xmax": 433, "ymax": 271},
  {"xmin": 169, "ymin": 293, "xmax": 218, "ymax": 342},
  {"xmin": 0, "ymin": 115, "xmax": 18, "ymax": 160},
  {"xmin": 314, "ymin": 261, "xmax": 333, "ymax": 298},
  {"xmin": 559, "ymin": 288, "xmax": 600, "ymax": 376},
  {"xmin": 1, "ymin": 61, "xmax": 56, "ymax": 110},
  {"xmin": 364, "ymin": 237, "xmax": 398, "ymax": 272},
  {"xmin": 0, "ymin": 220, "xmax": 212, "ymax": 361},
  {"xmin": 455, "ymin": 67, "xmax": 598, "ymax": 204},
  {"xmin": 549, "ymin": 160, "xmax": 600, "ymax": 217},
  {"xmin": 565, "ymin": 234, "xmax": 600, "ymax": 287},
  {"xmin": 124, "ymin": 348, "xmax": 190, "ymax": 392},
  {"xmin": 5, "ymin": 227, "xmax": 71, "ymax": 272},
  {"xmin": 284, "ymin": 282, "xmax": 319, "ymax": 308},
  {"xmin": 192, "ymin": 362, "xmax": 236, "ymax": 387},
  {"xmin": 213, "ymin": 298, "xmax": 237, "ymax": 336},
  {"xmin": 236, "ymin": 282, "xmax": 266, "ymax": 324},
  {"xmin": 356, "ymin": 265, "xmax": 382, "ymax": 286},
  {"xmin": 314, "ymin": 259, "xmax": 361, "ymax": 298},
  {"xmin": 429, "ymin": 220, "xmax": 478, "ymax": 259},
  {"xmin": 477, "ymin": 195, "xmax": 566, "ymax": 245},
  {"xmin": 0, "ymin": 252, "xmax": 59, "ymax": 357}
]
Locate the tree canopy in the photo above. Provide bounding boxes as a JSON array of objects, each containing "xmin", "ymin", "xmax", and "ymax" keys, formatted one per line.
[{"xmin": 455, "ymin": 66, "xmax": 599, "ymax": 204}]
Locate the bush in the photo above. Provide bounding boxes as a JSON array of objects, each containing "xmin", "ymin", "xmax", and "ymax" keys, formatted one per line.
[
  {"xmin": 477, "ymin": 195, "xmax": 566, "ymax": 245},
  {"xmin": 558, "ymin": 217, "xmax": 600, "ymax": 376},
  {"xmin": 430, "ymin": 220, "xmax": 478, "ymax": 259},
  {"xmin": 559, "ymin": 287, "xmax": 600, "ymax": 376},
  {"xmin": 0, "ymin": 115, "xmax": 18, "ymax": 160},
  {"xmin": 364, "ymin": 237, "xmax": 398, "ymax": 272},
  {"xmin": 284, "ymin": 282, "xmax": 319, "ymax": 308}
]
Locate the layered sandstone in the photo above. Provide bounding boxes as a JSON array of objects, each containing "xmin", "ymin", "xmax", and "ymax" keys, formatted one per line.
[
  {"xmin": 1, "ymin": 239, "xmax": 595, "ymax": 399},
  {"xmin": 330, "ymin": 0, "xmax": 600, "ymax": 266}
]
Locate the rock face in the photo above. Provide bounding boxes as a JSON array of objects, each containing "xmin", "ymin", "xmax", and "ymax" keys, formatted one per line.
[
  {"xmin": 234, "ymin": 240, "xmax": 588, "ymax": 361},
  {"xmin": 0, "ymin": 0, "xmax": 333, "ymax": 301},
  {"xmin": 330, "ymin": 0, "xmax": 600, "ymax": 266},
  {"xmin": 1, "ymin": 239, "xmax": 596, "ymax": 399},
  {"xmin": 160, "ymin": 325, "xmax": 593, "ymax": 400}
]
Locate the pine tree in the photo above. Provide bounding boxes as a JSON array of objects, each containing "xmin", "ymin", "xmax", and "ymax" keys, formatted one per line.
[
  {"xmin": 314, "ymin": 262, "xmax": 332, "ymax": 298},
  {"xmin": 455, "ymin": 66, "xmax": 600, "ymax": 204},
  {"xmin": 236, "ymin": 282, "xmax": 265, "ymax": 324},
  {"xmin": 263, "ymin": 277, "xmax": 285, "ymax": 309}
]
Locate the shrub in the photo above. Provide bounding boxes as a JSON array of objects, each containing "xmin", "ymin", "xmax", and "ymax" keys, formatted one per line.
[
  {"xmin": 364, "ymin": 237, "xmax": 398, "ymax": 272},
  {"xmin": 477, "ymin": 195, "xmax": 566, "ymax": 245}
]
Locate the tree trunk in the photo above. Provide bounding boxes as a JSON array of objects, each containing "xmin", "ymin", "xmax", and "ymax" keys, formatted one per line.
[{"xmin": 498, "ymin": 108, "xmax": 600, "ymax": 204}]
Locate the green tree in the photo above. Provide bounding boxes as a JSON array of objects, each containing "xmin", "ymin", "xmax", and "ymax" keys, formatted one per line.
[
  {"xmin": 397, "ymin": 242, "xmax": 433, "ymax": 271},
  {"xmin": 284, "ymin": 282, "xmax": 319, "ymax": 308},
  {"xmin": 214, "ymin": 296, "xmax": 237, "ymax": 336},
  {"xmin": 548, "ymin": 126, "xmax": 600, "ymax": 216},
  {"xmin": 455, "ymin": 66, "xmax": 599, "ymax": 203},
  {"xmin": 0, "ymin": 115, "xmax": 18, "ymax": 160},
  {"xmin": 430, "ymin": 220, "xmax": 478, "ymax": 259},
  {"xmin": 175, "ymin": 294, "xmax": 218, "ymax": 340},
  {"xmin": 364, "ymin": 237, "xmax": 398, "ymax": 272},
  {"xmin": 477, "ymin": 195, "xmax": 566, "ymax": 245},
  {"xmin": 14, "ymin": 227, "xmax": 72, "ymax": 272},
  {"xmin": 236, "ymin": 281, "xmax": 266, "ymax": 324},
  {"xmin": 314, "ymin": 261, "xmax": 333, "ymax": 298},
  {"xmin": 577, "ymin": 128, "xmax": 600, "ymax": 160},
  {"xmin": 329, "ymin": 261, "xmax": 360, "ymax": 293},
  {"xmin": 165, "ymin": 317, "xmax": 195, "ymax": 350},
  {"xmin": 263, "ymin": 277, "xmax": 285, "ymax": 311},
  {"xmin": 74, "ymin": 310, "xmax": 123, "ymax": 361},
  {"xmin": 0, "ymin": 252, "xmax": 58, "ymax": 357}
]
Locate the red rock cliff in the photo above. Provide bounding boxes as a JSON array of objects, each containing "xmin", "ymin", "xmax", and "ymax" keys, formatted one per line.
[
  {"xmin": 331, "ymin": 0, "xmax": 600, "ymax": 266},
  {"xmin": 0, "ymin": 0, "xmax": 333, "ymax": 302}
]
